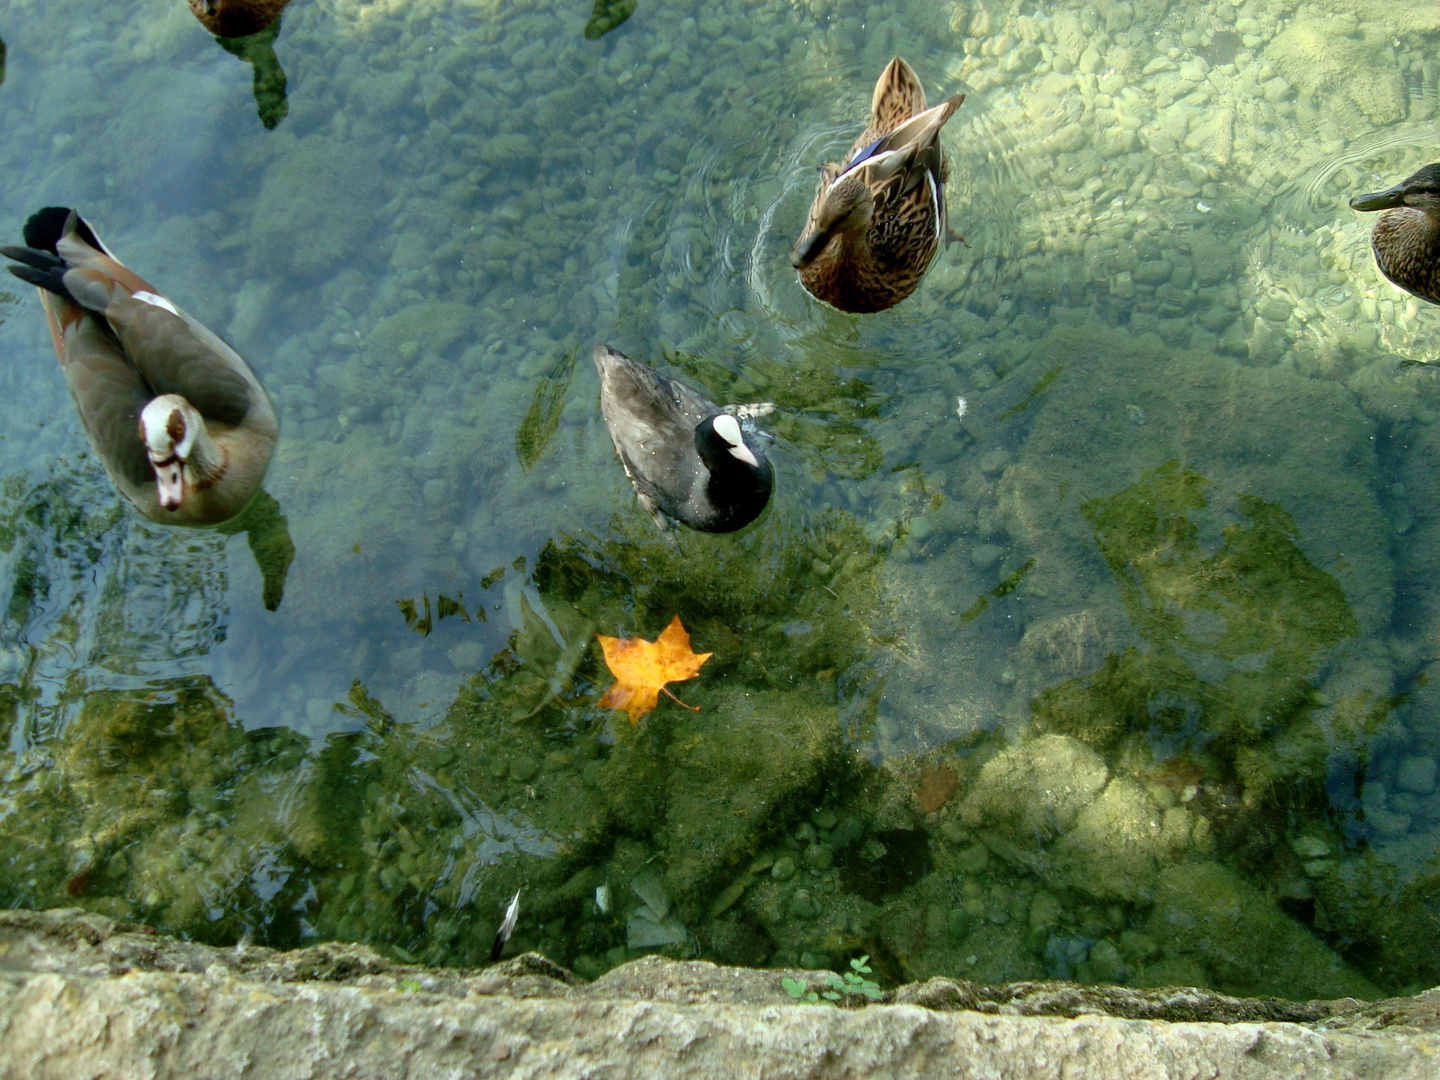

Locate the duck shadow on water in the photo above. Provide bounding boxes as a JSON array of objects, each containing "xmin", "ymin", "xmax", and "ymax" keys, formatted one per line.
[
  {"xmin": 215, "ymin": 488, "xmax": 295, "ymax": 612},
  {"xmin": 584, "ymin": 0, "xmax": 637, "ymax": 40},
  {"xmin": 200, "ymin": 8, "xmax": 291, "ymax": 131}
]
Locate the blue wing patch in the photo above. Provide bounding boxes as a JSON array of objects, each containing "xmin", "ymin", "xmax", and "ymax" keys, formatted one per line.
[{"xmin": 846, "ymin": 137, "xmax": 885, "ymax": 169}]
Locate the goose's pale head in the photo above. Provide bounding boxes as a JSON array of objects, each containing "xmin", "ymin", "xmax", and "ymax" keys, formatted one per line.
[{"xmin": 140, "ymin": 395, "xmax": 199, "ymax": 511}]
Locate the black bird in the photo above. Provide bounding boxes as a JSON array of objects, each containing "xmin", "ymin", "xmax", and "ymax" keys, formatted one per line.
[
  {"xmin": 593, "ymin": 344, "xmax": 774, "ymax": 541},
  {"xmin": 1351, "ymin": 164, "xmax": 1440, "ymax": 306}
]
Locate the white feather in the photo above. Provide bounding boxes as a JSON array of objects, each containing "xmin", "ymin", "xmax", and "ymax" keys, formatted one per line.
[{"xmin": 132, "ymin": 290, "xmax": 179, "ymax": 317}]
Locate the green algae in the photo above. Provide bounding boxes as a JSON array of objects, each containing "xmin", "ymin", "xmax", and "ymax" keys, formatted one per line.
[{"xmin": 1032, "ymin": 459, "xmax": 1365, "ymax": 803}]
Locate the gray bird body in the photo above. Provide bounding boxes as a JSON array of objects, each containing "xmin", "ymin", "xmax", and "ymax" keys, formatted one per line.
[
  {"xmin": 4, "ymin": 209, "xmax": 277, "ymax": 526},
  {"xmin": 593, "ymin": 345, "xmax": 773, "ymax": 539}
]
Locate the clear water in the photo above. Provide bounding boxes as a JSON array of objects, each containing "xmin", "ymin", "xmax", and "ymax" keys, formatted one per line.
[{"xmin": 2, "ymin": 0, "xmax": 1439, "ymax": 1000}]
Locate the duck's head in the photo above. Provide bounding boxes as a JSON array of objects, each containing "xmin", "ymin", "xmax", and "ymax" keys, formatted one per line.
[
  {"xmin": 696, "ymin": 413, "xmax": 760, "ymax": 468},
  {"xmin": 792, "ymin": 174, "xmax": 874, "ymax": 268},
  {"xmin": 140, "ymin": 395, "xmax": 199, "ymax": 511},
  {"xmin": 1351, "ymin": 164, "xmax": 1440, "ymax": 219}
]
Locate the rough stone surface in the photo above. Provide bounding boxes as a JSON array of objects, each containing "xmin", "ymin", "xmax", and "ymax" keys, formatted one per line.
[{"xmin": 0, "ymin": 909, "xmax": 1437, "ymax": 1079}]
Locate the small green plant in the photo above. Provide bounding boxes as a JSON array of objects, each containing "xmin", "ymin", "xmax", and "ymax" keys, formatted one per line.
[
  {"xmin": 782, "ymin": 956, "xmax": 883, "ymax": 1005},
  {"xmin": 829, "ymin": 955, "xmax": 884, "ymax": 1000},
  {"xmin": 399, "ymin": 979, "xmax": 421, "ymax": 993}
]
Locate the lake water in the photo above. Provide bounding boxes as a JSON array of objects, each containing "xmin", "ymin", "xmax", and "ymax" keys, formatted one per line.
[{"xmin": 2, "ymin": 0, "xmax": 1439, "ymax": 1000}]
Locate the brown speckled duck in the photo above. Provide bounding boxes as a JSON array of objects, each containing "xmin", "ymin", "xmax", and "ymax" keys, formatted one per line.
[
  {"xmin": 3, "ymin": 208, "xmax": 278, "ymax": 526},
  {"xmin": 1350, "ymin": 164, "xmax": 1440, "ymax": 306},
  {"xmin": 188, "ymin": 0, "xmax": 289, "ymax": 38},
  {"xmin": 791, "ymin": 57, "xmax": 965, "ymax": 314}
]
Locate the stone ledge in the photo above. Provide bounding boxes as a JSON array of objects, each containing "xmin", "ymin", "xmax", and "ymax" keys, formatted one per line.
[{"xmin": 0, "ymin": 908, "xmax": 1436, "ymax": 1079}]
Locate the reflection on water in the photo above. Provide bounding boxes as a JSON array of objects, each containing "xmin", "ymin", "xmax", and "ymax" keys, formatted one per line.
[
  {"xmin": 212, "ymin": 18, "xmax": 290, "ymax": 131},
  {"xmin": 585, "ymin": 0, "xmax": 638, "ymax": 42},
  {"xmin": 2, "ymin": 0, "xmax": 1440, "ymax": 1000}
]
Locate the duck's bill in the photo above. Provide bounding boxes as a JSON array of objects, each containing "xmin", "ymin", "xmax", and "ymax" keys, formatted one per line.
[
  {"xmin": 791, "ymin": 230, "xmax": 830, "ymax": 267},
  {"xmin": 154, "ymin": 462, "xmax": 186, "ymax": 510},
  {"xmin": 728, "ymin": 441, "xmax": 760, "ymax": 468},
  {"xmin": 1350, "ymin": 185, "xmax": 1406, "ymax": 212}
]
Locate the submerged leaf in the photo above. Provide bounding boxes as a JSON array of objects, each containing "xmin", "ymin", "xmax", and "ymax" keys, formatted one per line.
[{"xmin": 596, "ymin": 614, "xmax": 712, "ymax": 722}]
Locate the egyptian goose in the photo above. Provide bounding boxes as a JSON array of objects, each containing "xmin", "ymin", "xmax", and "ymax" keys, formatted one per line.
[{"xmin": 3, "ymin": 208, "xmax": 277, "ymax": 526}]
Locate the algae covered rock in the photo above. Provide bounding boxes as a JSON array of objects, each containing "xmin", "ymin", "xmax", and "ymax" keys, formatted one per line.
[
  {"xmin": 958, "ymin": 736, "xmax": 1180, "ymax": 903},
  {"xmin": 1147, "ymin": 862, "xmax": 1379, "ymax": 1001},
  {"xmin": 999, "ymin": 324, "xmax": 1391, "ymax": 812},
  {"xmin": 248, "ymin": 136, "xmax": 386, "ymax": 278},
  {"xmin": 958, "ymin": 734, "xmax": 1110, "ymax": 844}
]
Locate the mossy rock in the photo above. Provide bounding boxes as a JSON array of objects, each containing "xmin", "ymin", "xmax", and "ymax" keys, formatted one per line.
[
  {"xmin": 249, "ymin": 136, "xmax": 385, "ymax": 278},
  {"xmin": 1146, "ymin": 861, "xmax": 1379, "ymax": 1001}
]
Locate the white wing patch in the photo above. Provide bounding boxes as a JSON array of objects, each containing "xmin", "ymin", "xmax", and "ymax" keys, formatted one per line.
[
  {"xmin": 928, "ymin": 171, "xmax": 942, "ymax": 242},
  {"xmin": 833, "ymin": 148, "xmax": 900, "ymax": 190},
  {"xmin": 132, "ymin": 291, "xmax": 179, "ymax": 317}
]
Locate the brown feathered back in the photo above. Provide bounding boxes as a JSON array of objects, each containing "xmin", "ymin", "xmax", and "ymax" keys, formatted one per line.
[{"xmin": 187, "ymin": 0, "xmax": 289, "ymax": 38}]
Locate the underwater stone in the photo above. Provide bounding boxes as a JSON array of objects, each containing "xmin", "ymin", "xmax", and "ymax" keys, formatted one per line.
[
  {"xmin": 971, "ymin": 544, "xmax": 1004, "ymax": 571},
  {"xmin": 960, "ymin": 735, "xmax": 1110, "ymax": 842},
  {"xmin": 1290, "ymin": 835, "xmax": 1332, "ymax": 860},
  {"xmin": 1086, "ymin": 939, "xmax": 1128, "ymax": 983},
  {"xmin": 1028, "ymin": 891, "xmax": 1061, "ymax": 934},
  {"xmin": 1119, "ymin": 930, "xmax": 1160, "ymax": 962},
  {"xmin": 770, "ymin": 857, "xmax": 796, "ymax": 882},
  {"xmin": 1367, "ymin": 807, "xmax": 1411, "ymax": 838},
  {"xmin": 789, "ymin": 890, "xmax": 818, "ymax": 919},
  {"xmin": 1051, "ymin": 777, "xmax": 1168, "ymax": 901},
  {"xmin": 802, "ymin": 844, "xmax": 833, "ymax": 872},
  {"xmin": 1146, "ymin": 862, "xmax": 1378, "ymax": 1000},
  {"xmin": 956, "ymin": 843, "xmax": 990, "ymax": 874},
  {"xmin": 1132, "ymin": 260, "xmax": 1171, "ymax": 286},
  {"xmin": 1396, "ymin": 756, "xmax": 1438, "ymax": 796}
]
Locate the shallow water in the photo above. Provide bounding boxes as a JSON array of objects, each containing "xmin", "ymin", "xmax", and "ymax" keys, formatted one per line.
[{"xmin": 1, "ymin": 0, "xmax": 1439, "ymax": 999}]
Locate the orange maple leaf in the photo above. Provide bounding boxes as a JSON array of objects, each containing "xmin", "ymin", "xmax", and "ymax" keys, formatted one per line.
[{"xmin": 596, "ymin": 615, "xmax": 713, "ymax": 723}]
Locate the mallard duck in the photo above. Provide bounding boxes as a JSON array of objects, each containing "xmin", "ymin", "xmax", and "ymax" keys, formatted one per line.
[
  {"xmin": 593, "ymin": 345, "xmax": 774, "ymax": 539},
  {"xmin": 188, "ymin": 0, "xmax": 289, "ymax": 38},
  {"xmin": 1350, "ymin": 164, "xmax": 1440, "ymax": 306},
  {"xmin": 792, "ymin": 57, "xmax": 965, "ymax": 313},
  {"xmin": 3, "ymin": 208, "xmax": 278, "ymax": 526}
]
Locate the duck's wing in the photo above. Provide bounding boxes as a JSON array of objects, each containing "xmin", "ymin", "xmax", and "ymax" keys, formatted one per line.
[
  {"xmin": 14, "ymin": 210, "xmax": 271, "ymax": 434},
  {"xmin": 844, "ymin": 94, "xmax": 964, "ymax": 193},
  {"xmin": 4, "ymin": 223, "xmax": 153, "ymax": 490},
  {"xmin": 46, "ymin": 296, "xmax": 155, "ymax": 491},
  {"xmin": 846, "ymin": 93, "xmax": 965, "ymax": 245},
  {"xmin": 593, "ymin": 345, "xmax": 718, "ymax": 539}
]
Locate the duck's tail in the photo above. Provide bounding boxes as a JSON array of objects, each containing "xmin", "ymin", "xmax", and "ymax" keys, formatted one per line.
[{"xmin": 871, "ymin": 57, "xmax": 928, "ymax": 133}]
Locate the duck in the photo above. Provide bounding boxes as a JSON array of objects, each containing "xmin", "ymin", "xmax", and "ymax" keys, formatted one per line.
[
  {"xmin": 593, "ymin": 344, "xmax": 774, "ymax": 540},
  {"xmin": 3, "ymin": 207, "xmax": 278, "ymax": 526},
  {"xmin": 187, "ymin": 0, "xmax": 289, "ymax": 38},
  {"xmin": 1350, "ymin": 164, "xmax": 1440, "ymax": 306},
  {"xmin": 791, "ymin": 57, "xmax": 965, "ymax": 314}
]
